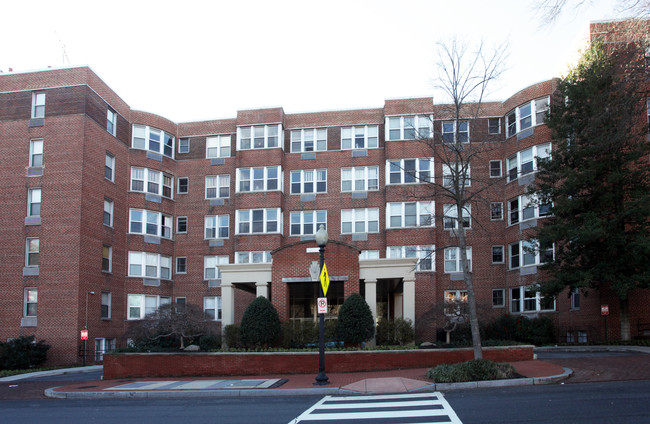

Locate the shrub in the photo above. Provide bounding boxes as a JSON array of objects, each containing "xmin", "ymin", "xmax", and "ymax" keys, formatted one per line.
[
  {"xmin": 426, "ymin": 359, "xmax": 518, "ymax": 383},
  {"xmin": 336, "ymin": 293, "xmax": 375, "ymax": 345},
  {"xmin": 376, "ymin": 318, "xmax": 415, "ymax": 346},
  {"xmin": 483, "ymin": 314, "xmax": 556, "ymax": 345},
  {"xmin": 240, "ymin": 296, "xmax": 282, "ymax": 348},
  {"xmin": 281, "ymin": 320, "xmax": 318, "ymax": 348},
  {"xmin": 223, "ymin": 324, "xmax": 241, "ymax": 349},
  {"xmin": 0, "ymin": 336, "xmax": 50, "ymax": 370},
  {"xmin": 198, "ymin": 334, "xmax": 221, "ymax": 351}
]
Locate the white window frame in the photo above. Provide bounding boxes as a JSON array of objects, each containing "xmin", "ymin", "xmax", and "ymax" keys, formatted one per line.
[
  {"xmin": 206, "ymin": 135, "xmax": 231, "ymax": 158},
  {"xmin": 29, "ymin": 138, "xmax": 43, "ymax": 168},
  {"xmin": 507, "ymin": 143, "xmax": 551, "ymax": 182},
  {"xmin": 177, "ymin": 177, "xmax": 189, "ymax": 194},
  {"xmin": 178, "ymin": 137, "xmax": 190, "ymax": 154},
  {"xmin": 101, "ymin": 291, "xmax": 111, "ymax": 319},
  {"xmin": 489, "ymin": 160, "xmax": 502, "ymax": 178},
  {"xmin": 127, "ymin": 252, "xmax": 172, "ymax": 280},
  {"xmin": 386, "ymin": 201, "xmax": 434, "ymax": 228},
  {"xmin": 205, "ymin": 175, "xmax": 230, "ymax": 199},
  {"xmin": 102, "ymin": 245, "xmax": 112, "ymax": 273},
  {"xmin": 131, "ymin": 124, "xmax": 175, "ymax": 159},
  {"xmin": 176, "ymin": 257, "xmax": 187, "ymax": 274},
  {"xmin": 341, "ymin": 125, "xmax": 379, "ymax": 150},
  {"xmin": 443, "ymin": 204, "xmax": 471, "ymax": 230},
  {"xmin": 130, "ymin": 167, "xmax": 174, "ymax": 199},
  {"xmin": 103, "ymin": 198, "xmax": 113, "ymax": 227},
  {"xmin": 488, "ymin": 117, "xmax": 501, "ymax": 134},
  {"xmin": 236, "ymin": 166, "xmax": 282, "ymax": 193},
  {"xmin": 387, "ymin": 245, "xmax": 435, "ymax": 271},
  {"xmin": 236, "ymin": 208, "xmax": 281, "ymax": 234},
  {"xmin": 386, "ymin": 158, "xmax": 433, "ymax": 185},
  {"xmin": 509, "ymin": 240, "xmax": 554, "ymax": 269},
  {"xmin": 506, "ymin": 96, "xmax": 550, "ymax": 137},
  {"xmin": 204, "ymin": 296, "xmax": 222, "ymax": 320},
  {"xmin": 508, "ymin": 194, "xmax": 552, "ymax": 225},
  {"xmin": 24, "ymin": 288, "xmax": 38, "ymax": 317},
  {"xmin": 26, "ymin": 237, "xmax": 39, "ymax": 267},
  {"xmin": 129, "ymin": 209, "xmax": 173, "ymax": 239},
  {"xmin": 176, "ymin": 216, "xmax": 188, "ymax": 234},
  {"xmin": 386, "ymin": 115, "xmax": 432, "ymax": 140},
  {"xmin": 204, "ymin": 255, "xmax": 228, "ymax": 280},
  {"xmin": 444, "ymin": 247, "xmax": 472, "ymax": 273},
  {"xmin": 107, "ymin": 109, "xmax": 117, "ymax": 136},
  {"xmin": 290, "ymin": 169, "xmax": 327, "ymax": 194},
  {"xmin": 341, "ymin": 166, "xmax": 379, "ymax": 192},
  {"xmin": 490, "ymin": 202, "xmax": 503, "ymax": 221},
  {"xmin": 442, "ymin": 120, "xmax": 469, "ymax": 143},
  {"xmin": 290, "ymin": 128, "xmax": 327, "ymax": 153},
  {"xmin": 341, "ymin": 208, "xmax": 379, "ymax": 234},
  {"xmin": 205, "ymin": 215, "xmax": 230, "ymax": 239},
  {"xmin": 105, "ymin": 153, "xmax": 115, "ymax": 182},
  {"xmin": 95, "ymin": 338, "xmax": 115, "ymax": 361},
  {"xmin": 127, "ymin": 294, "xmax": 171, "ymax": 320},
  {"xmin": 359, "ymin": 250, "xmax": 380, "ymax": 260},
  {"xmin": 28, "ymin": 187, "xmax": 41, "ymax": 217},
  {"xmin": 237, "ymin": 124, "xmax": 282, "ymax": 150},
  {"xmin": 510, "ymin": 286, "xmax": 556, "ymax": 313},
  {"xmin": 236, "ymin": 251, "xmax": 273, "ymax": 264},
  {"xmin": 492, "ymin": 289, "xmax": 505, "ymax": 308},
  {"xmin": 442, "ymin": 163, "xmax": 471, "ymax": 187},
  {"xmin": 492, "ymin": 245, "xmax": 505, "ymax": 264},
  {"xmin": 290, "ymin": 210, "xmax": 327, "ymax": 236},
  {"xmin": 32, "ymin": 92, "xmax": 46, "ymax": 119}
]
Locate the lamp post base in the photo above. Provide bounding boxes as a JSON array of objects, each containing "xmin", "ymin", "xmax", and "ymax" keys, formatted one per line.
[{"xmin": 314, "ymin": 372, "xmax": 330, "ymax": 386}]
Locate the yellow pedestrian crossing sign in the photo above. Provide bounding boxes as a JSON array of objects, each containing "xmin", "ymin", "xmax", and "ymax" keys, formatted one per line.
[{"xmin": 319, "ymin": 262, "xmax": 330, "ymax": 296}]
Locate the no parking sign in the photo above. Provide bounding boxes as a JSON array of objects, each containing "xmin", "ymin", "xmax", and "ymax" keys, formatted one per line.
[{"xmin": 317, "ymin": 297, "xmax": 327, "ymax": 314}]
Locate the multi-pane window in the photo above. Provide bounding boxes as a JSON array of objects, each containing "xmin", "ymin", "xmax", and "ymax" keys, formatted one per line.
[
  {"xmin": 28, "ymin": 188, "xmax": 41, "ymax": 216},
  {"xmin": 492, "ymin": 246, "xmax": 504, "ymax": 264},
  {"xmin": 386, "ymin": 115, "xmax": 432, "ymax": 140},
  {"xmin": 205, "ymin": 215, "xmax": 229, "ymax": 239},
  {"xmin": 105, "ymin": 153, "xmax": 115, "ymax": 181},
  {"xmin": 177, "ymin": 177, "xmax": 188, "ymax": 194},
  {"xmin": 341, "ymin": 208, "xmax": 379, "ymax": 234},
  {"xmin": 341, "ymin": 125, "xmax": 379, "ymax": 150},
  {"xmin": 359, "ymin": 250, "xmax": 380, "ymax": 260},
  {"xmin": 236, "ymin": 208, "xmax": 281, "ymax": 234},
  {"xmin": 204, "ymin": 296, "xmax": 222, "ymax": 320},
  {"xmin": 442, "ymin": 120, "xmax": 469, "ymax": 143},
  {"xmin": 29, "ymin": 139, "xmax": 43, "ymax": 168},
  {"xmin": 94, "ymin": 338, "xmax": 116, "ymax": 361},
  {"xmin": 290, "ymin": 210, "xmax": 327, "ymax": 236},
  {"xmin": 103, "ymin": 198, "xmax": 113, "ymax": 227},
  {"xmin": 444, "ymin": 290, "xmax": 468, "ymax": 317},
  {"xmin": 443, "ymin": 204, "xmax": 471, "ymax": 229},
  {"xmin": 206, "ymin": 135, "xmax": 231, "ymax": 158},
  {"xmin": 205, "ymin": 175, "xmax": 230, "ymax": 199},
  {"xmin": 387, "ymin": 158, "xmax": 433, "ymax": 184},
  {"xmin": 24, "ymin": 288, "xmax": 38, "ymax": 317},
  {"xmin": 341, "ymin": 167, "xmax": 379, "ymax": 192},
  {"xmin": 442, "ymin": 163, "xmax": 471, "ymax": 187},
  {"xmin": 26, "ymin": 238, "xmax": 39, "ymax": 267},
  {"xmin": 386, "ymin": 201, "xmax": 434, "ymax": 228},
  {"xmin": 236, "ymin": 251, "xmax": 272, "ymax": 264},
  {"xmin": 178, "ymin": 137, "xmax": 190, "ymax": 154},
  {"xmin": 102, "ymin": 245, "xmax": 112, "ymax": 273},
  {"xmin": 506, "ymin": 110, "xmax": 516, "ymax": 137},
  {"xmin": 489, "ymin": 160, "xmax": 502, "ymax": 178},
  {"xmin": 129, "ymin": 209, "xmax": 172, "ymax": 239},
  {"xmin": 509, "ymin": 240, "xmax": 554, "ymax": 269},
  {"xmin": 510, "ymin": 286, "xmax": 555, "ymax": 313},
  {"xmin": 505, "ymin": 97, "xmax": 550, "ymax": 137},
  {"xmin": 290, "ymin": 169, "xmax": 327, "ymax": 194},
  {"xmin": 107, "ymin": 109, "xmax": 116, "ymax": 136},
  {"xmin": 176, "ymin": 216, "xmax": 188, "ymax": 234},
  {"xmin": 32, "ymin": 92, "xmax": 46, "ymax": 118},
  {"xmin": 238, "ymin": 124, "xmax": 282, "ymax": 150},
  {"xmin": 127, "ymin": 294, "xmax": 171, "ymax": 319},
  {"xmin": 130, "ymin": 167, "xmax": 174, "ymax": 198},
  {"xmin": 291, "ymin": 128, "xmax": 327, "ymax": 152},
  {"xmin": 492, "ymin": 289, "xmax": 505, "ymax": 307},
  {"xmin": 444, "ymin": 247, "xmax": 472, "ymax": 273},
  {"xmin": 204, "ymin": 255, "xmax": 228, "ymax": 280},
  {"xmin": 132, "ymin": 125, "xmax": 174, "ymax": 158},
  {"xmin": 176, "ymin": 257, "xmax": 187, "ymax": 274},
  {"xmin": 488, "ymin": 118, "xmax": 501, "ymax": 134},
  {"xmin": 507, "ymin": 143, "xmax": 551, "ymax": 182},
  {"xmin": 490, "ymin": 202, "xmax": 503, "ymax": 221},
  {"xmin": 128, "ymin": 252, "xmax": 172, "ymax": 280},
  {"xmin": 101, "ymin": 291, "xmax": 111, "ymax": 319},
  {"xmin": 508, "ymin": 194, "xmax": 551, "ymax": 225},
  {"xmin": 237, "ymin": 166, "xmax": 281, "ymax": 192},
  {"xmin": 387, "ymin": 245, "xmax": 435, "ymax": 271}
]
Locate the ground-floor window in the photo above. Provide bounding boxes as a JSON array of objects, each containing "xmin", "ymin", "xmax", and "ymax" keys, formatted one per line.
[
  {"xmin": 289, "ymin": 281, "xmax": 344, "ymax": 320},
  {"xmin": 510, "ymin": 286, "xmax": 555, "ymax": 313},
  {"xmin": 95, "ymin": 338, "xmax": 115, "ymax": 361}
]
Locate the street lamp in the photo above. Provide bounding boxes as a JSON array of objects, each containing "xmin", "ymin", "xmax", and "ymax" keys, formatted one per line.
[
  {"xmin": 314, "ymin": 224, "xmax": 329, "ymax": 385},
  {"xmin": 84, "ymin": 291, "xmax": 95, "ymax": 366}
]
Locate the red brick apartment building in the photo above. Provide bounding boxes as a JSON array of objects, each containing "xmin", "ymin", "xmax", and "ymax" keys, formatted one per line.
[{"xmin": 1, "ymin": 20, "xmax": 649, "ymax": 366}]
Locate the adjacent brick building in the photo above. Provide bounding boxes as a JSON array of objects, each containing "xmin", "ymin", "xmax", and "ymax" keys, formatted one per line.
[{"xmin": 1, "ymin": 20, "xmax": 648, "ymax": 366}]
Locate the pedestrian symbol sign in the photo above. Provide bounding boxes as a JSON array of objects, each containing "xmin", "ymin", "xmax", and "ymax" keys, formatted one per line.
[{"xmin": 320, "ymin": 263, "xmax": 330, "ymax": 296}]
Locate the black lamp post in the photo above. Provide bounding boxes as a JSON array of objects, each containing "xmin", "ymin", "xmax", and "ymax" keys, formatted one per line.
[
  {"xmin": 83, "ymin": 291, "xmax": 95, "ymax": 366},
  {"xmin": 314, "ymin": 224, "xmax": 330, "ymax": 385}
]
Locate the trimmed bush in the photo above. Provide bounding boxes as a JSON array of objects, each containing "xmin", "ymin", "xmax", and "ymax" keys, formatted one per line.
[
  {"xmin": 223, "ymin": 324, "xmax": 241, "ymax": 349},
  {"xmin": 376, "ymin": 318, "xmax": 415, "ymax": 346},
  {"xmin": 240, "ymin": 296, "xmax": 282, "ymax": 348},
  {"xmin": 426, "ymin": 359, "xmax": 519, "ymax": 383},
  {"xmin": 198, "ymin": 334, "xmax": 221, "ymax": 351},
  {"xmin": 483, "ymin": 314, "xmax": 555, "ymax": 345},
  {"xmin": 0, "ymin": 336, "xmax": 50, "ymax": 370},
  {"xmin": 336, "ymin": 293, "xmax": 375, "ymax": 345}
]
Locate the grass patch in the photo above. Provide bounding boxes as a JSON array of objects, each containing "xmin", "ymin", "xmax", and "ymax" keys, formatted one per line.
[
  {"xmin": 0, "ymin": 366, "xmax": 76, "ymax": 378},
  {"xmin": 426, "ymin": 359, "xmax": 520, "ymax": 383}
]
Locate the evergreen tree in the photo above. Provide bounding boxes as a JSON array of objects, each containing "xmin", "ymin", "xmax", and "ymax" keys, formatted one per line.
[
  {"xmin": 239, "ymin": 296, "xmax": 282, "ymax": 348},
  {"xmin": 336, "ymin": 293, "xmax": 375, "ymax": 345}
]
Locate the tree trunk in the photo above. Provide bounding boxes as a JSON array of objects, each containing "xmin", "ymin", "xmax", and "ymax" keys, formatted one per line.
[{"xmin": 619, "ymin": 297, "xmax": 631, "ymax": 341}]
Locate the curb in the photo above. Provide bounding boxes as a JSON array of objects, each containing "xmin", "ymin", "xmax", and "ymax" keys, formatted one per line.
[{"xmin": 0, "ymin": 366, "xmax": 103, "ymax": 382}]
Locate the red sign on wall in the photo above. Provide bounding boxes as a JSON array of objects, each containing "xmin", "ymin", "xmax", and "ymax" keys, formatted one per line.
[
  {"xmin": 601, "ymin": 305, "xmax": 609, "ymax": 316},
  {"xmin": 80, "ymin": 330, "xmax": 88, "ymax": 340}
]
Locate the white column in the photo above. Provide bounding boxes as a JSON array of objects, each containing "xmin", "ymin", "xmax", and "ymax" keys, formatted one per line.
[
  {"xmin": 256, "ymin": 281, "xmax": 269, "ymax": 298},
  {"xmin": 221, "ymin": 282, "xmax": 235, "ymax": 327},
  {"xmin": 403, "ymin": 279, "xmax": 416, "ymax": 326},
  {"xmin": 364, "ymin": 280, "xmax": 378, "ymax": 322}
]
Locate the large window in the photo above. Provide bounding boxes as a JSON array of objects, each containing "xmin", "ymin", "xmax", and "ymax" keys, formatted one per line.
[
  {"xmin": 237, "ymin": 166, "xmax": 281, "ymax": 193},
  {"xmin": 442, "ymin": 120, "xmax": 469, "ymax": 143},
  {"xmin": 387, "ymin": 245, "xmax": 435, "ymax": 271},
  {"xmin": 341, "ymin": 167, "xmax": 379, "ymax": 192},
  {"xmin": 130, "ymin": 167, "xmax": 174, "ymax": 198},
  {"xmin": 442, "ymin": 163, "xmax": 471, "ymax": 187},
  {"xmin": 510, "ymin": 286, "xmax": 555, "ymax": 313},
  {"xmin": 205, "ymin": 215, "xmax": 229, "ymax": 239},
  {"xmin": 386, "ymin": 115, "xmax": 432, "ymax": 140},
  {"xmin": 506, "ymin": 97, "xmax": 550, "ymax": 137},
  {"xmin": 29, "ymin": 139, "xmax": 43, "ymax": 168},
  {"xmin": 204, "ymin": 296, "xmax": 222, "ymax": 320},
  {"xmin": 341, "ymin": 208, "xmax": 379, "ymax": 234},
  {"xmin": 32, "ymin": 92, "xmax": 46, "ymax": 119},
  {"xmin": 387, "ymin": 158, "xmax": 433, "ymax": 184},
  {"xmin": 444, "ymin": 247, "xmax": 472, "ymax": 273},
  {"xmin": 26, "ymin": 238, "xmax": 39, "ymax": 267},
  {"xmin": 341, "ymin": 125, "xmax": 379, "ymax": 150},
  {"xmin": 507, "ymin": 143, "xmax": 551, "ymax": 182},
  {"xmin": 127, "ymin": 294, "xmax": 171, "ymax": 319},
  {"xmin": 236, "ymin": 251, "xmax": 272, "ymax": 264},
  {"xmin": 132, "ymin": 125, "xmax": 174, "ymax": 158},
  {"xmin": 236, "ymin": 208, "xmax": 281, "ymax": 234},
  {"xmin": 103, "ymin": 198, "xmax": 113, "ymax": 227},
  {"xmin": 508, "ymin": 194, "xmax": 551, "ymax": 225},
  {"xmin": 290, "ymin": 210, "xmax": 327, "ymax": 236},
  {"xmin": 204, "ymin": 255, "xmax": 228, "ymax": 280},
  {"xmin": 206, "ymin": 135, "xmax": 231, "ymax": 158},
  {"xmin": 28, "ymin": 188, "xmax": 41, "ymax": 217},
  {"xmin": 205, "ymin": 175, "xmax": 230, "ymax": 199},
  {"xmin": 509, "ymin": 240, "xmax": 554, "ymax": 269},
  {"xmin": 238, "ymin": 124, "xmax": 282, "ymax": 150},
  {"xmin": 291, "ymin": 128, "xmax": 327, "ymax": 152},
  {"xmin": 24, "ymin": 288, "xmax": 38, "ymax": 317},
  {"xmin": 128, "ymin": 252, "xmax": 172, "ymax": 280},
  {"xmin": 386, "ymin": 201, "xmax": 434, "ymax": 228},
  {"xmin": 129, "ymin": 209, "xmax": 172, "ymax": 239},
  {"xmin": 290, "ymin": 169, "xmax": 327, "ymax": 194},
  {"xmin": 443, "ymin": 204, "xmax": 471, "ymax": 229}
]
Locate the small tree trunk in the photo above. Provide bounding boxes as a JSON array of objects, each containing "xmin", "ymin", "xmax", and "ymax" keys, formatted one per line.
[{"xmin": 457, "ymin": 211, "xmax": 483, "ymax": 359}]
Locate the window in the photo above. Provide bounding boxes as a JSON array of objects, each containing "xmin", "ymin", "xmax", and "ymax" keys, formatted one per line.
[
  {"xmin": 341, "ymin": 125, "xmax": 379, "ymax": 149},
  {"xmin": 205, "ymin": 175, "xmax": 230, "ymax": 199},
  {"xmin": 102, "ymin": 245, "xmax": 112, "ymax": 273},
  {"xmin": 129, "ymin": 209, "xmax": 172, "ymax": 239},
  {"xmin": 176, "ymin": 257, "xmax": 187, "ymax": 274},
  {"xmin": 105, "ymin": 153, "xmax": 115, "ymax": 182},
  {"xmin": 127, "ymin": 294, "xmax": 171, "ymax": 319},
  {"xmin": 204, "ymin": 255, "xmax": 228, "ymax": 280},
  {"xmin": 30, "ymin": 139, "xmax": 43, "ymax": 168},
  {"xmin": 290, "ymin": 169, "xmax": 327, "ymax": 194},
  {"xmin": 508, "ymin": 194, "xmax": 551, "ymax": 225},
  {"xmin": 444, "ymin": 247, "xmax": 472, "ymax": 273},
  {"xmin": 28, "ymin": 188, "xmax": 41, "ymax": 217},
  {"xmin": 107, "ymin": 109, "xmax": 116, "ymax": 136},
  {"xmin": 509, "ymin": 240, "xmax": 554, "ymax": 269},
  {"xmin": 442, "ymin": 120, "xmax": 469, "ymax": 143},
  {"xmin": 177, "ymin": 177, "xmax": 188, "ymax": 194},
  {"xmin": 341, "ymin": 166, "xmax": 379, "ymax": 192},
  {"xmin": 236, "ymin": 251, "xmax": 272, "ymax": 264},
  {"xmin": 444, "ymin": 290, "xmax": 468, "ymax": 318},
  {"xmin": 128, "ymin": 252, "xmax": 172, "ymax": 280},
  {"xmin": 205, "ymin": 215, "xmax": 229, "ymax": 239},
  {"xmin": 290, "ymin": 210, "xmax": 327, "ymax": 236},
  {"xmin": 510, "ymin": 286, "xmax": 555, "ymax": 313},
  {"xmin": 103, "ymin": 199, "xmax": 113, "ymax": 227},
  {"xmin": 175, "ymin": 297, "xmax": 187, "ymax": 313},
  {"xmin": 571, "ymin": 288, "xmax": 580, "ymax": 310},
  {"xmin": 101, "ymin": 292, "xmax": 111, "ymax": 319},
  {"xmin": 341, "ymin": 208, "xmax": 379, "ymax": 234},
  {"xmin": 238, "ymin": 124, "xmax": 282, "ymax": 150},
  {"xmin": 291, "ymin": 128, "xmax": 327, "ymax": 152},
  {"xmin": 506, "ymin": 111, "xmax": 516, "ymax": 137},
  {"xmin": 95, "ymin": 338, "xmax": 115, "ymax": 361},
  {"xmin": 204, "ymin": 296, "xmax": 222, "ymax": 320},
  {"xmin": 176, "ymin": 216, "xmax": 188, "ymax": 234},
  {"xmin": 443, "ymin": 204, "xmax": 471, "ymax": 229},
  {"xmin": 507, "ymin": 143, "xmax": 551, "ymax": 182},
  {"xmin": 505, "ymin": 97, "xmax": 550, "ymax": 137},
  {"xmin": 237, "ymin": 166, "xmax": 281, "ymax": 192},
  {"xmin": 488, "ymin": 118, "xmax": 501, "ymax": 134},
  {"xmin": 24, "ymin": 288, "xmax": 38, "ymax": 317},
  {"xmin": 178, "ymin": 137, "xmax": 190, "ymax": 154},
  {"xmin": 130, "ymin": 167, "xmax": 174, "ymax": 199},
  {"xmin": 492, "ymin": 246, "xmax": 504, "ymax": 264},
  {"xmin": 32, "ymin": 92, "xmax": 46, "ymax": 118},
  {"xmin": 489, "ymin": 160, "xmax": 502, "ymax": 178},
  {"xmin": 359, "ymin": 250, "xmax": 380, "ymax": 260},
  {"xmin": 535, "ymin": 98, "xmax": 549, "ymax": 125},
  {"xmin": 386, "ymin": 201, "xmax": 434, "ymax": 228},
  {"xmin": 386, "ymin": 115, "xmax": 432, "ymax": 140},
  {"xmin": 387, "ymin": 159, "xmax": 433, "ymax": 184},
  {"xmin": 236, "ymin": 208, "xmax": 281, "ymax": 234},
  {"xmin": 206, "ymin": 135, "xmax": 231, "ymax": 158},
  {"xmin": 26, "ymin": 238, "xmax": 39, "ymax": 267},
  {"xmin": 490, "ymin": 202, "xmax": 503, "ymax": 221},
  {"xmin": 492, "ymin": 289, "xmax": 505, "ymax": 308},
  {"xmin": 387, "ymin": 245, "xmax": 435, "ymax": 271},
  {"xmin": 132, "ymin": 125, "xmax": 174, "ymax": 158},
  {"xmin": 442, "ymin": 163, "xmax": 471, "ymax": 187}
]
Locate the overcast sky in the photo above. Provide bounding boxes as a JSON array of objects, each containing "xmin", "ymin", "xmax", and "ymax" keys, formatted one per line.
[{"xmin": 1, "ymin": 0, "xmax": 625, "ymax": 123}]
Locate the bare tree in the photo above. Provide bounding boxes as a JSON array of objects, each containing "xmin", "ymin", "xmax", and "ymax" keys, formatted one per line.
[{"xmin": 535, "ymin": 0, "xmax": 650, "ymax": 24}]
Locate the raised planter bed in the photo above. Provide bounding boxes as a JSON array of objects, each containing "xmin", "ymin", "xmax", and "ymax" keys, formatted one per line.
[{"xmin": 102, "ymin": 345, "xmax": 534, "ymax": 379}]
